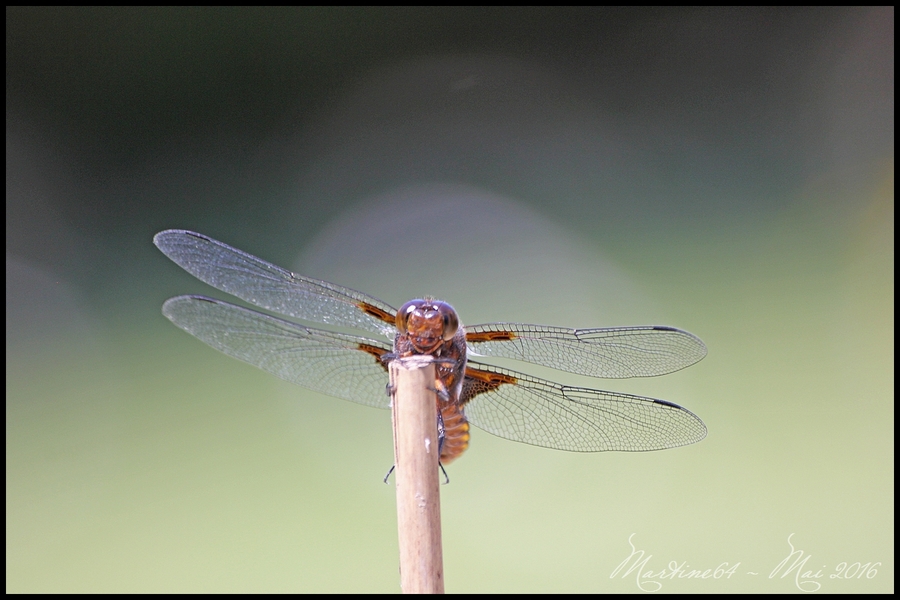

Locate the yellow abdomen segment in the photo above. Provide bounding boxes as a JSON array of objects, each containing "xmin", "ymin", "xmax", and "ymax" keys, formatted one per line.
[{"xmin": 439, "ymin": 402, "xmax": 470, "ymax": 464}]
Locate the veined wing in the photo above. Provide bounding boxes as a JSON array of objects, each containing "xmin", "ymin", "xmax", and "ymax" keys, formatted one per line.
[
  {"xmin": 461, "ymin": 361, "xmax": 706, "ymax": 452},
  {"xmin": 162, "ymin": 295, "xmax": 393, "ymax": 409},
  {"xmin": 154, "ymin": 230, "xmax": 398, "ymax": 338},
  {"xmin": 466, "ymin": 324, "xmax": 706, "ymax": 379}
]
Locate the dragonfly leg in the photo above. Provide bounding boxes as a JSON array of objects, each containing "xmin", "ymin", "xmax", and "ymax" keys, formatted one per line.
[
  {"xmin": 437, "ymin": 412, "xmax": 450, "ymax": 484},
  {"xmin": 381, "ymin": 413, "xmax": 450, "ymax": 484}
]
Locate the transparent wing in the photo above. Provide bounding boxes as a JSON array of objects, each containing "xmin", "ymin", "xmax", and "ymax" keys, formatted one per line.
[
  {"xmin": 466, "ymin": 324, "xmax": 706, "ymax": 378},
  {"xmin": 154, "ymin": 229, "xmax": 398, "ymax": 338},
  {"xmin": 462, "ymin": 361, "xmax": 706, "ymax": 452},
  {"xmin": 162, "ymin": 295, "xmax": 393, "ymax": 409}
]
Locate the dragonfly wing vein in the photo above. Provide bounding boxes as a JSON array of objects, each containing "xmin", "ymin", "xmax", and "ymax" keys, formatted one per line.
[
  {"xmin": 461, "ymin": 362, "xmax": 706, "ymax": 452},
  {"xmin": 154, "ymin": 230, "xmax": 397, "ymax": 337},
  {"xmin": 163, "ymin": 295, "xmax": 392, "ymax": 408}
]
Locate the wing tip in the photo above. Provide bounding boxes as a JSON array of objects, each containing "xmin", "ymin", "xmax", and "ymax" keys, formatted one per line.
[{"xmin": 153, "ymin": 229, "xmax": 209, "ymax": 251}]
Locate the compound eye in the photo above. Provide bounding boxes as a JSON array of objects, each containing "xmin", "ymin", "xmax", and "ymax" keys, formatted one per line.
[
  {"xmin": 395, "ymin": 300, "xmax": 422, "ymax": 335},
  {"xmin": 435, "ymin": 302, "xmax": 459, "ymax": 341}
]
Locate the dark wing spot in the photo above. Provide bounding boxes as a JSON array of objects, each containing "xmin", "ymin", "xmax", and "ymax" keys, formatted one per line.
[
  {"xmin": 358, "ymin": 343, "xmax": 391, "ymax": 372},
  {"xmin": 356, "ymin": 301, "xmax": 396, "ymax": 326},
  {"xmin": 466, "ymin": 330, "xmax": 518, "ymax": 343},
  {"xmin": 460, "ymin": 366, "xmax": 518, "ymax": 407}
]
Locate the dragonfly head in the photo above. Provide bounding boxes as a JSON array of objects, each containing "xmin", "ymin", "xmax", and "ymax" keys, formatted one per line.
[{"xmin": 396, "ymin": 299, "xmax": 460, "ymax": 354}]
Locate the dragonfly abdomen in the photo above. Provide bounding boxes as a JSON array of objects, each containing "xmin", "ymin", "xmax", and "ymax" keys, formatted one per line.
[{"xmin": 439, "ymin": 402, "xmax": 470, "ymax": 463}]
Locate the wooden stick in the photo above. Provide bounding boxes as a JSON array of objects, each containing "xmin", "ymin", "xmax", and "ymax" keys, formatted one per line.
[{"xmin": 390, "ymin": 356, "xmax": 445, "ymax": 594}]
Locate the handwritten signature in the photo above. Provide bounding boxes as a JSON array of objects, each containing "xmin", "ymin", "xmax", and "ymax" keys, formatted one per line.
[{"xmin": 610, "ymin": 533, "xmax": 882, "ymax": 592}]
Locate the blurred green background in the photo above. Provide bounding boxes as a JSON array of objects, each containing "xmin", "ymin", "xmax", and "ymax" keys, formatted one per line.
[{"xmin": 6, "ymin": 7, "xmax": 893, "ymax": 593}]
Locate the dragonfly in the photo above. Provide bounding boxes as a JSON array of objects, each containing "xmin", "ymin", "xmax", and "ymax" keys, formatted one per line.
[{"xmin": 154, "ymin": 229, "xmax": 707, "ymax": 465}]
